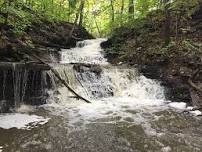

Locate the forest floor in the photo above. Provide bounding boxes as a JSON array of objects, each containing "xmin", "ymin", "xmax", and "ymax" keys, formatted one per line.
[
  {"xmin": 0, "ymin": 17, "xmax": 93, "ymax": 62},
  {"xmin": 102, "ymin": 5, "xmax": 202, "ymax": 108}
]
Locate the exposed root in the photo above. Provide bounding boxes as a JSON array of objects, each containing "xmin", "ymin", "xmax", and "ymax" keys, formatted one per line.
[{"xmin": 188, "ymin": 69, "xmax": 202, "ymax": 93}]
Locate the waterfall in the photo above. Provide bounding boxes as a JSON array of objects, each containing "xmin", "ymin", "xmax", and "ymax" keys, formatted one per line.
[
  {"xmin": 0, "ymin": 39, "xmax": 166, "ymax": 113},
  {"xmin": 0, "ymin": 64, "xmax": 49, "ymax": 112},
  {"xmin": 46, "ymin": 39, "xmax": 166, "ymax": 107},
  {"xmin": 0, "ymin": 39, "xmax": 201, "ymax": 152}
]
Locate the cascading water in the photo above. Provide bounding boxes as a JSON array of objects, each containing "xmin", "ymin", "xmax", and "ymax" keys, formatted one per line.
[
  {"xmin": 0, "ymin": 65, "xmax": 49, "ymax": 112},
  {"xmin": 49, "ymin": 39, "xmax": 166, "ymax": 103},
  {"xmin": 0, "ymin": 39, "xmax": 202, "ymax": 152},
  {"xmin": 60, "ymin": 39, "xmax": 108, "ymax": 65},
  {"xmin": 44, "ymin": 39, "xmax": 169, "ymax": 127}
]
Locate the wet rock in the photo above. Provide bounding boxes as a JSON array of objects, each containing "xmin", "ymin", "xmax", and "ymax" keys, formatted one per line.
[
  {"xmin": 73, "ymin": 63, "xmax": 114, "ymax": 98},
  {"xmin": 179, "ymin": 67, "xmax": 193, "ymax": 78},
  {"xmin": 73, "ymin": 63, "xmax": 102, "ymax": 76},
  {"xmin": 164, "ymin": 86, "xmax": 192, "ymax": 103},
  {"xmin": 139, "ymin": 65, "xmax": 163, "ymax": 79},
  {"xmin": 0, "ymin": 100, "xmax": 10, "ymax": 113},
  {"xmin": 139, "ymin": 64, "xmax": 192, "ymax": 103},
  {"xmin": 0, "ymin": 63, "xmax": 52, "ymax": 113},
  {"xmin": 190, "ymin": 89, "xmax": 202, "ymax": 107},
  {"xmin": 100, "ymin": 39, "xmax": 112, "ymax": 49}
]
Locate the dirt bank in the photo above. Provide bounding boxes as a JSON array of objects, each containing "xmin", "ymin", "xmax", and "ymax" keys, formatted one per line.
[
  {"xmin": 0, "ymin": 20, "xmax": 93, "ymax": 62},
  {"xmin": 102, "ymin": 3, "xmax": 202, "ymax": 108}
]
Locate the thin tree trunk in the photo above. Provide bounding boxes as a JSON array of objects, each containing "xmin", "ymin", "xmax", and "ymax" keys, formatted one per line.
[
  {"xmin": 163, "ymin": 0, "xmax": 171, "ymax": 46},
  {"xmin": 128, "ymin": 0, "xmax": 134, "ymax": 20},
  {"xmin": 67, "ymin": 0, "xmax": 84, "ymax": 42},
  {"xmin": 94, "ymin": 15, "xmax": 101, "ymax": 37},
  {"xmin": 121, "ymin": 0, "xmax": 125, "ymax": 14},
  {"xmin": 68, "ymin": 10, "xmax": 79, "ymax": 40},
  {"xmin": 120, "ymin": 0, "xmax": 125, "ymax": 26},
  {"xmin": 51, "ymin": 0, "xmax": 54, "ymax": 14},
  {"xmin": 67, "ymin": 1, "xmax": 71, "ymax": 22},
  {"xmin": 110, "ymin": 0, "xmax": 115, "ymax": 22},
  {"xmin": 4, "ymin": 0, "xmax": 12, "ymax": 25},
  {"xmin": 79, "ymin": 0, "xmax": 85, "ymax": 26},
  {"xmin": 175, "ymin": 11, "xmax": 182, "ymax": 44},
  {"xmin": 175, "ymin": 14, "xmax": 179, "ymax": 43}
]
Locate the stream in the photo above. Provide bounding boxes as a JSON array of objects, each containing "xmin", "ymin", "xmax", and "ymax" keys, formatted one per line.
[{"xmin": 0, "ymin": 39, "xmax": 202, "ymax": 152}]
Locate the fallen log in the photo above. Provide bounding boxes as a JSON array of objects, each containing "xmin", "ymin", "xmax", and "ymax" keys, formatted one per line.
[
  {"xmin": 23, "ymin": 52, "xmax": 91, "ymax": 103},
  {"xmin": 51, "ymin": 69, "xmax": 91, "ymax": 103},
  {"xmin": 188, "ymin": 78, "xmax": 202, "ymax": 93},
  {"xmin": 188, "ymin": 69, "xmax": 202, "ymax": 93}
]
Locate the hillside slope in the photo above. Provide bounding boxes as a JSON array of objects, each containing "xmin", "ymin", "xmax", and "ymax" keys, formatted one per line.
[{"xmin": 102, "ymin": 1, "xmax": 202, "ymax": 108}]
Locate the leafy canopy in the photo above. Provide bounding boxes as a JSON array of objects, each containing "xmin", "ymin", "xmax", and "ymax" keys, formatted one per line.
[{"xmin": 0, "ymin": 0, "xmax": 200, "ymax": 36}]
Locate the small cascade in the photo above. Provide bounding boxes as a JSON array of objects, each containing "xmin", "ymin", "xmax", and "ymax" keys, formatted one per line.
[
  {"xmin": 0, "ymin": 63, "xmax": 51, "ymax": 112},
  {"xmin": 44, "ymin": 39, "xmax": 166, "ymax": 105},
  {"xmin": 0, "ymin": 39, "xmax": 167, "ymax": 113},
  {"xmin": 74, "ymin": 65, "xmax": 113, "ymax": 98},
  {"xmin": 49, "ymin": 64, "xmax": 165, "ymax": 104},
  {"xmin": 50, "ymin": 64, "xmax": 114, "ymax": 99},
  {"xmin": 2, "ymin": 70, "xmax": 7, "ymax": 100},
  {"xmin": 60, "ymin": 39, "xmax": 108, "ymax": 65},
  {"xmin": 12, "ymin": 69, "xmax": 24, "ymax": 108}
]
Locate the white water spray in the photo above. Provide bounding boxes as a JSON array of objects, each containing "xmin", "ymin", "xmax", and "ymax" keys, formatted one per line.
[{"xmin": 45, "ymin": 39, "xmax": 171, "ymax": 127}]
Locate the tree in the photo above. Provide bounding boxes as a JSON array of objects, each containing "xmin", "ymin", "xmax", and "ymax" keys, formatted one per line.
[
  {"xmin": 128, "ymin": 0, "xmax": 134, "ymax": 20},
  {"xmin": 4, "ymin": 0, "xmax": 13, "ymax": 25},
  {"xmin": 110, "ymin": 0, "xmax": 115, "ymax": 22},
  {"xmin": 121, "ymin": 0, "xmax": 125, "ymax": 15},
  {"xmin": 79, "ymin": 0, "xmax": 85, "ymax": 26},
  {"xmin": 162, "ymin": 0, "xmax": 171, "ymax": 46}
]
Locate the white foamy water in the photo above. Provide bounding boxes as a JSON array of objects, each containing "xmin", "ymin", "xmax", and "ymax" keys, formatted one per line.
[
  {"xmin": 169, "ymin": 102, "xmax": 187, "ymax": 110},
  {"xmin": 1, "ymin": 39, "xmax": 201, "ymax": 152},
  {"xmin": 190, "ymin": 110, "xmax": 202, "ymax": 116},
  {"xmin": 0, "ymin": 113, "xmax": 49, "ymax": 130},
  {"xmin": 60, "ymin": 39, "xmax": 108, "ymax": 64},
  {"xmin": 45, "ymin": 69, "xmax": 168, "ymax": 128},
  {"xmin": 45, "ymin": 39, "xmax": 191, "ymax": 127},
  {"xmin": 16, "ymin": 105, "xmax": 36, "ymax": 113}
]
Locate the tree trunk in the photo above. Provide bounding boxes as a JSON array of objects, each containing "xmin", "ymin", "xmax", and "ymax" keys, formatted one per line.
[
  {"xmin": 67, "ymin": 0, "xmax": 84, "ymax": 42},
  {"xmin": 51, "ymin": 0, "xmax": 54, "ymax": 14},
  {"xmin": 163, "ymin": 0, "xmax": 171, "ymax": 46},
  {"xmin": 128, "ymin": 0, "xmax": 134, "ymax": 20},
  {"xmin": 4, "ymin": 0, "xmax": 12, "ymax": 25},
  {"xmin": 120, "ymin": 0, "xmax": 125, "ymax": 26},
  {"xmin": 94, "ymin": 15, "xmax": 101, "ymax": 37},
  {"xmin": 110, "ymin": 0, "xmax": 115, "ymax": 22},
  {"xmin": 79, "ymin": 0, "xmax": 85, "ymax": 26},
  {"xmin": 121, "ymin": 0, "xmax": 125, "ymax": 14}
]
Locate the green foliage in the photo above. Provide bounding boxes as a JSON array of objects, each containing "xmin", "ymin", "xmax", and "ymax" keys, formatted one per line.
[
  {"xmin": 170, "ymin": 0, "xmax": 199, "ymax": 17},
  {"xmin": 69, "ymin": 0, "xmax": 79, "ymax": 9},
  {"xmin": 135, "ymin": 0, "xmax": 159, "ymax": 16},
  {"xmin": 0, "ymin": 0, "xmax": 200, "ymax": 36}
]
